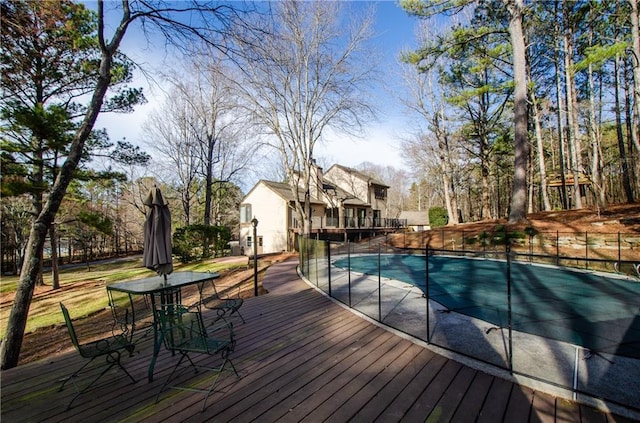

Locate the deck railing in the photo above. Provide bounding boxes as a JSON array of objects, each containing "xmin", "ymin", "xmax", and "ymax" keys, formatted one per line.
[
  {"xmin": 297, "ymin": 216, "xmax": 409, "ymax": 230},
  {"xmin": 298, "ymin": 234, "xmax": 640, "ymax": 414}
]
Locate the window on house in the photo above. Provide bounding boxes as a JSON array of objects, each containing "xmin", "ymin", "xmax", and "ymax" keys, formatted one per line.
[
  {"xmin": 374, "ymin": 186, "xmax": 387, "ymax": 200},
  {"xmin": 326, "ymin": 207, "xmax": 339, "ymax": 227},
  {"xmin": 240, "ymin": 204, "xmax": 252, "ymax": 223},
  {"xmin": 247, "ymin": 236, "xmax": 252, "ymax": 246}
]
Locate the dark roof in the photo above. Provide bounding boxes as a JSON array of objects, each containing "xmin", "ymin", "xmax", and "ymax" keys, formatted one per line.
[
  {"xmin": 261, "ymin": 180, "xmax": 298, "ymax": 201},
  {"xmin": 258, "ymin": 180, "xmax": 324, "ymax": 205},
  {"xmin": 327, "ymin": 164, "xmax": 389, "ymax": 188},
  {"xmin": 399, "ymin": 211, "xmax": 430, "ymax": 225}
]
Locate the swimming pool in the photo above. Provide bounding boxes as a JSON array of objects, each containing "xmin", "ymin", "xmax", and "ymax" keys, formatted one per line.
[{"xmin": 333, "ymin": 254, "xmax": 640, "ymax": 359}]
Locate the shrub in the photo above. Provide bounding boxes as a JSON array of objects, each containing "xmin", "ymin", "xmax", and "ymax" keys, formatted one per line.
[
  {"xmin": 429, "ymin": 207, "xmax": 449, "ymax": 228},
  {"xmin": 172, "ymin": 224, "xmax": 231, "ymax": 263}
]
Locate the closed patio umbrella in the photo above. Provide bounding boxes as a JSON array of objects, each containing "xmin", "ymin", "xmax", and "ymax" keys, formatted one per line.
[{"xmin": 142, "ymin": 187, "xmax": 173, "ymax": 279}]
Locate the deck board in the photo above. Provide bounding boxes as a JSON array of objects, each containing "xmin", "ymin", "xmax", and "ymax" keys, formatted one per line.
[
  {"xmin": 1, "ymin": 258, "xmax": 637, "ymax": 422},
  {"xmin": 450, "ymin": 371, "xmax": 494, "ymax": 423},
  {"xmin": 324, "ymin": 342, "xmax": 426, "ymax": 422},
  {"xmin": 402, "ymin": 358, "xmax": 464, "ymax": 421}
]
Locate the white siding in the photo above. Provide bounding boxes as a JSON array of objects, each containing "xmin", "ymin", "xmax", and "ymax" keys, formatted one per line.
[
  {"xmin": 325, "ymin": 167, "xmax": 369, "ymax": 203},
  {"xmin": 370, "ymin": 189, "xmax": 388, "ymax": 217},
  {"xmin": 239, "ymin": 182, "xmax": 290, "ymax": 255}
]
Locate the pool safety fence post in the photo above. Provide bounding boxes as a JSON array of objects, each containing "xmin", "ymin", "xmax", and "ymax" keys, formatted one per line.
[
  {"xmin": 306, "ymin": 237, "xmax": 310, "ymax": 276},
  {"xmin": 315, "ymin": 239, "xmax": 319, "ymax": 286},
  {"xmin": 302, "ymin": 237, "xmax": 307, "ymax": 279},
  {"xmin": 378, "ymin": 244, "xmax": 382, "ymax": 322},
  {"xmin": 347, "ymin": 241, "xmax": 352, "ymax": 307},
  {"xmin": 299, "ymin": 237, "xmax": 303, "ymax": 275},
  {"xmin": 585, "ymin": 232, "xmax": 588, "ymax": 270},
  {"xmin": 426, "ymin": 245, "xmax": 430, "ymax": 343},
  {"xmin": 309, "ymin": 238, "xmax": 312, "ymax": 282},
  {"xmin": 556, "ymin": 231, "xmax": 560, "ymax": 266},
  {"xmin": 327, "ymin": 240, "xmax": 332, "ymax": 297},
  {"xmin": 617, "ymin": 232, "xmax": 621, "ymax": 271},
  {"xmin": 506, "ymin": 242, "xmax": 513, "ymax": 373}
]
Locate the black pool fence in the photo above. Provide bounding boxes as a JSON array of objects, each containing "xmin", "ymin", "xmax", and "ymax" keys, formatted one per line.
[{"xmin": 298, "ymin": 235, "xmax": 640, "ymax": 415}]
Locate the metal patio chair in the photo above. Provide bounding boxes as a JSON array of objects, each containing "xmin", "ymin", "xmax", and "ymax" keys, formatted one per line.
[
  {"xmin": 154, "ymin": 304, "xmax": 239, "ymax": 411},
  {"xmin": 107, "ymin": 289, "xmax": 154, "ymax": 345},
  {"xmin": 197, "ymin": 279, "xmax": 246, "ymax": 324},
  {"xmin": 58, "ymin": 302, "xmax": 136, "ymax": 410}
]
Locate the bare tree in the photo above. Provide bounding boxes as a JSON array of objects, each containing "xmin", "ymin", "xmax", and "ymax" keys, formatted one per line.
[
  {"xmin": 143, "ymin": 90, "xmax": 201, "ymax": 225},
  {"xmin": 234, "ymin": 1, "xmax": 378, "ymax": 235},
  {"xmin": 162, "ymin": 53, "xmax": 254, "ymax": 226},
  {"xmin": 145, "ymin": 53, "xmax": 255, "ymax": 228},
  {"xmin": 1, "ymin": 0, "xmax": 255, "ymax": 370},
  {"xmin": 399, "ymin": 50, "xmax": 461, "ymax": 225}
]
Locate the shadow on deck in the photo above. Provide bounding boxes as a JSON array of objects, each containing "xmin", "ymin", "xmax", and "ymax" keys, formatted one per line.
[{"xmin": 1, "ymin": 258, "xmax": 637, "ymax": 422}]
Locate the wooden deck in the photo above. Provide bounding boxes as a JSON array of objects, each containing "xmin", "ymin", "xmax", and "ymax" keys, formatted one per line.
[{"xmin": 1, "ymin": 258, "xmax": 636, "ymax": 422}]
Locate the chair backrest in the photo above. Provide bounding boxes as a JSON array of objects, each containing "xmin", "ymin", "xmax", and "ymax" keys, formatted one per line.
[
  {"xmin": 59, "ymin": 302, "xmax": 81, "ymax": 353},
  {"xmin": 155, "ymin": 305, "xmax": 218, "ymax": 354}
]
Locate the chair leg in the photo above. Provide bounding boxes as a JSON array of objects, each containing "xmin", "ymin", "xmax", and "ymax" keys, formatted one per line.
[
  {"xmin": 66, "ymin": 361, "xmax": 117, "ymax": 410},
  {"xmin": 109, "ymin": 352, "xmax": 137, "ymax": 384},
  {"xmin": 201, "ymin": 357, "xmax": 236, "ymax": 412},
  {"xmin": 227, "ymin": 358, "xmax": 240, "ymax": 378},
  {"xmin": 62, "ymin": 351, "xmax": 136, "ymax": 410},
  {"xmin": 235, "ymin": 309, "xmax": 246, "ymax": 324},
  {"xmin": 59, "ymin": 357, "xmax": 96, "ymax": 392},
  {"xmin": 156, "ymin": 352, "xmax": 189, "ymax": 404}
]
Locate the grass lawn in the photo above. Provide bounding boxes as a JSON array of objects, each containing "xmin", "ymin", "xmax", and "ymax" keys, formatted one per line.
[{"xmin": 0, "ymin": 256, "xmax": 250, "ymax": 337}]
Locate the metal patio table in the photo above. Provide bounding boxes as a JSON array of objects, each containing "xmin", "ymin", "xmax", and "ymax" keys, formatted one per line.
[{"xmin": 107, "ymin": 271, "xmax": 219, "ymax": 382}]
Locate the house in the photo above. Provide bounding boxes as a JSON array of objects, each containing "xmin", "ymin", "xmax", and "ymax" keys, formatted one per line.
[
  {"xmin": 399, "ymin": 211, "xmax": 431, "ymax": 232},
  {"xmin": 239, "ymin": 163, "xmax": 406, "ymax": 255},
  {"xmin": 238, "ymin": 180, "xmax": 325, "ymax": 255}
]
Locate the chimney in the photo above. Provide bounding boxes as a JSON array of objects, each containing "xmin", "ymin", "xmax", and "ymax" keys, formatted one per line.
[{"xmin": 309, "ymin": 159, "xmax": 323, "ymax": 200}]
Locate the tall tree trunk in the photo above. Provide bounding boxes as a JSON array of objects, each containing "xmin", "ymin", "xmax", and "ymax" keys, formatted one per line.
[
  {"xmin": 480, "ymin": 144, "xmax": 492, "ymax": 220},
  {"xmin": 49, "ymin": 224, "xmax": 60, "ymax": 290},
  {"xmin": 441, "ymin": 171, "xmax": 457, "ymax": 225},
  {"xmin": 530, "ymin": 87, "xmax": 552, "ymax": 211},
  {"xmin": 554, "ymin": 12, "xmax": 569, "ymax": 209},
  {"xmin": 30, "ymin": 135, "xmax": 45, "ymax": 287},
  {"xmin": 588, "ymin": 61, "xmax": 605, "ymax": 207},
  {"xmin": 430, "ymin": 75, "xmax": 459, "ymax": 225},
  {"xmin": 439, "ymin": 137, "xmax": 459, "ymax": 225},
  {"xmin": 623, "ymin": 55, "xmax": 639, "ymax": 201},
  {"xmin": 0, "ymin": 1, "xmax": 128, "ymax": 370},
  {"xmin": 614, "ymin": 55, "xmax": 634, "ymax": 203},
  {"xmin": 204, "ymin": 135, "xmax": 215, "ymax": 227},
  {"xmin": 629, "ymin": 0, "xmax": 640, "ymax": 155},
  {"xmin": 202, "ymin": 134, "xmax": 216, "ymax": 258},
  {"xmin": 623, "ymin": 0, "xmax": 639, "ymax": 201},
  {"xmin": 586, "ymin": 14, "xmax": 605, "ymax": 207},
  {"xmin": 563, "ymin": 0, "xmax": 582, "ymax": 209},
  {"xmin": 505, "ymin": 0, "xmax": 529, "ymax": 223},
  {"xmin": 527, "ymin": 154, "xmax": 534, "ymax": 213}
]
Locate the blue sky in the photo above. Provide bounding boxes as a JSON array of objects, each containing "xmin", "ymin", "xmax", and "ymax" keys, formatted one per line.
[
  {"xmin": 94, "ymin": 1, "xmax": 422, "ymax": 183},
  {"xmin": 317, "ymin": 1, "xmax": 421, "ymax": 171}
]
